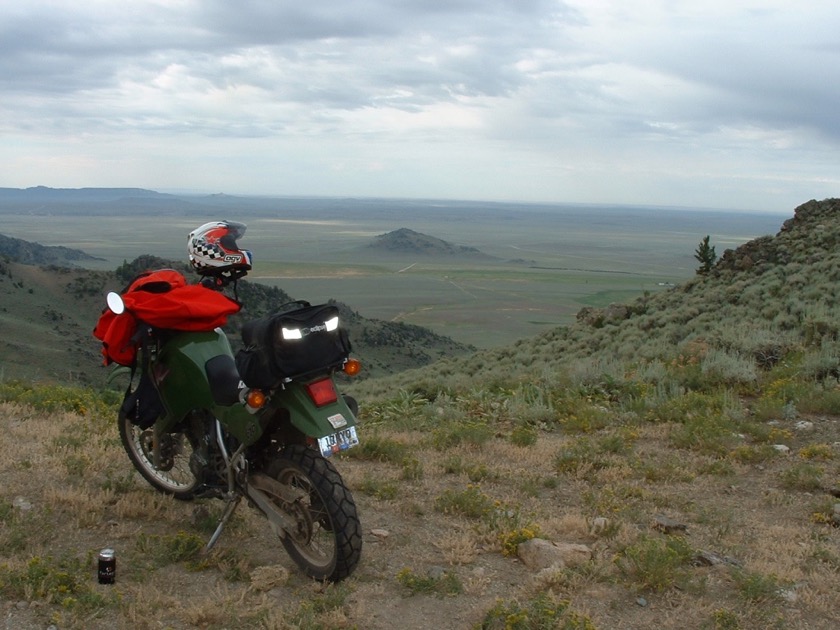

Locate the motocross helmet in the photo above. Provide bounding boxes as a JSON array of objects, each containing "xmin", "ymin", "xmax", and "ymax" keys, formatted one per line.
[{"xmin": 187, "ymin": 220, "xmax": 253, "ymax": 277}]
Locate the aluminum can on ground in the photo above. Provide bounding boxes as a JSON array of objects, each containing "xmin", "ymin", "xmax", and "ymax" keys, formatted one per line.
[{"xmin": 98, "ymin": 548, "xmax": 116, "ymax": 584}]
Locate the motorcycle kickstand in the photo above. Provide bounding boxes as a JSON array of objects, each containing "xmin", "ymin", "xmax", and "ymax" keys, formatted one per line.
[{"xmin": 203, "ymin": 441, "xmax": 248, "ymax": 554}]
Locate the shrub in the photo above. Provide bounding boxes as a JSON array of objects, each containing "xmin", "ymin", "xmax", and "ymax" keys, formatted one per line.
[
  {"xmin": 478, "ymin": 592, "xmax": 596, "ymax": 630},
  {"xmin": 779, "ymin": 463, "xmax": 823, "ymax": 492},
  {"xmin": 669, "ymin": 414, "xmax": 740, "ymax": 456},
  {"xmin": 357, "ymin": 475, "xmax": 399, "ymax": 500},
  {"xmin": 396, "ymin": 567, "xmax": 463, "ymax": 597},
  {"xmin": 555, "ymin": 439, "xmax": 606, "ymax": 475},
  {"xmin": 647, "ymin": 390, "xmax": 729, "ymax": 425},
  {"xmin": 798, "ymin": 443, "xmax": 834, "ymax": 461},
  {"xmin": 700, "ymin": 349, "xmax": 757, "ymax": 387},
  {"xmin": 510, "ymin": 424, "xmax": 538, "ymax": 446},
  {"xmin": 0, "ymin": 382, "xmax": 118, "ymax": 419},
  {"xmin": 731, "ymin": 568, "xmax": 784, "ymax": 604},
  {"xmin": 499, "ymin": 525, "xmax": 541, "ymax": 557},
  {"xmin": 345, "ymin": 433, "xmax": 410, "ymax": 463},
  {"xmin": 797, "ymin": 387, "xmax": 840, "ymax": 415},
  {"xmin": 434, "ymin": 485, "xmax": 494, "ymax": 519},
  {"xmin": 616, "ymin": 534, "xmax": 695, "ymax": 592},
  {"xmin": 0, "ymin": 554, "xmax": 110, "ymax": 613},
  {"xmin": 431, "ymin": 421, "xmax": 494, "ymax": 450}
]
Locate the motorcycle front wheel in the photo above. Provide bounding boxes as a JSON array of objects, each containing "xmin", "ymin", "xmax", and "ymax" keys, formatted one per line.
[
  {"xmin": 265, "ymin": 444, "xmax": 362, "ymax": 582},
  {"xmin": 118, "ymin": 414, "xmax": 201, "ymax": 500}
]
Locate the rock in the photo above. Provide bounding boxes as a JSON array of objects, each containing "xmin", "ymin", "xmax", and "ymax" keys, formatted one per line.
[
  {"xmin": 590, "ymin": 517, "xmax": 609, "ymax": 535},
  {"xmin": 831, "ymin": 503, "xmax": 840, "ymax": 526},
  {"xmin": 13, "ymin": 497, "xmax": 32, "ymax": 511},
  {"xmin": 652, "ymin": 514, "xmax": 687, "ymax": 534},
  {"xmin": 636, "ymin": 597, "xmax": 648, "ymax": 607},
  {"xmin": 694, "ymin": 550, "xmax": 742, "ymax": 568},
  {"xmin": 794, "ymin": 420, "xmax": 814, "ymax": 432},
  {"xmin": 517, "ymin": 539, "xmax": 592, "ymax": 571},
  {"xmin": 371, "ymin": 528, "xmax": 390, "ymax": 539},
  {"xmin": 773, "ymin": 444, "xmax": 791, "ymax": 454},
  {"xmin": 427, "ymin": 566, "xmax": 447, "ymax": 580}
]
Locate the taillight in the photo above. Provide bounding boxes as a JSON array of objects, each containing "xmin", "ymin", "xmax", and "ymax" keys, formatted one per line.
[{"xmin": 305, "ymin": 378, "xmax": 339, "ymax": 407}]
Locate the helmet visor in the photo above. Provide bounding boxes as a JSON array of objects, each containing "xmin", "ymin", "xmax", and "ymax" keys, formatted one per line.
[{"xmin": 219, "ymin": 221, "xmax": 247, "ymax": 251}]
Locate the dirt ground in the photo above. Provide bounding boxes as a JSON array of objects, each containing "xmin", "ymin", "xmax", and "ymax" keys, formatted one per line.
[{"xmin": 1, "ymin": 401, "xmax": 840, "ymax": 629}]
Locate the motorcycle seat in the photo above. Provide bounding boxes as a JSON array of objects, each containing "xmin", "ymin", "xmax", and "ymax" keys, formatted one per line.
[{"xmin": 205, "ymin": 354, "xmax": 242, "ymax": 406}]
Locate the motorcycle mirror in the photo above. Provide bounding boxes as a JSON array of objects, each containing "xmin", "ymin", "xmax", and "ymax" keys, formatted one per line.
[{"xmin": 106, "ymin": 291, "xmax": 125, "ymax": 315}]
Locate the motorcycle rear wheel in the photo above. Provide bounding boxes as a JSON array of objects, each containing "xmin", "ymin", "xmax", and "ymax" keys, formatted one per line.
[
  {"xmin": 118, "ymin": 414, "xmax": 201, "ymax": 500},
  {"xmin": 265, "ymin": 445, "xmax": 362, "ymax": 582}
]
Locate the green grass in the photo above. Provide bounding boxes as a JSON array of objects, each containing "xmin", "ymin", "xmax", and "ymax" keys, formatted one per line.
[{"xmin": 2, "ymin": 201, "xmax": 839, "ymax": 628}]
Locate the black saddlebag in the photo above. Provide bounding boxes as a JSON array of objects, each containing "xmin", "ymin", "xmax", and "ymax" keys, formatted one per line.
[{"xmin": 235, "ymin": 301, "xmax": 351, "ymax": 389}]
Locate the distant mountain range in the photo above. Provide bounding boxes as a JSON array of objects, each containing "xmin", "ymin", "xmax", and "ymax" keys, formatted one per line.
[
  {"xmin": 0, "ymin": 186, "xmax": 176, "ymax": 201},
  {"xmin": 0, "ymin": 186, "xmax": 198, "ymax": 216}
]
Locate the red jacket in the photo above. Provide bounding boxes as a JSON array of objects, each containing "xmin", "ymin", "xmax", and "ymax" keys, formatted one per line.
[{"xmin": 93, "ymin": 269, "xmax": 241, "ymax": 366}]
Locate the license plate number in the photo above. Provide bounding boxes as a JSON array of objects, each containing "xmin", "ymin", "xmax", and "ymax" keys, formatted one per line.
[{"xmin": 318, "ymin": 426, "xmax": 359, "ymax": 458}]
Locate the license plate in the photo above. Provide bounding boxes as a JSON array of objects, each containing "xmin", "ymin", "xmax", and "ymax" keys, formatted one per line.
[{"xmin": 318, "ymin": 426, "xmax": 359, "ymax": 458}]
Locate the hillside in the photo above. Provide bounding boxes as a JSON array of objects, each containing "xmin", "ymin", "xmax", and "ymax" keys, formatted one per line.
[
  {"xmin": 367, "ymin": 227, "xmax": 495, "ymax": 259},
  {"xmin": 356, "ymin": 198, "xmax": 840, "ymax": 396},
  {"xmin": 0, "ymin": 233, "xmax": 103, "ymax": 266},
  {"xmin": 1, "ymin": 199, "xmax": 839, "ymax": 629},
  {"xmin": 0, "ymin": 252, "xmax": 473, "ymax": 384}
]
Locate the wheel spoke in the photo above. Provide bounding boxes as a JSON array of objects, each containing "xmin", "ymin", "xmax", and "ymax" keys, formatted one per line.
[{"xmin": 119, "ymin": 414, "xmax": 200, "ymax": 498}]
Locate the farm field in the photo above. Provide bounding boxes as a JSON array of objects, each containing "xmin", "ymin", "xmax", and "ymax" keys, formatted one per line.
[{"xmin": 0, "ymin": 195, "xmax": 785, "ymax": 347}]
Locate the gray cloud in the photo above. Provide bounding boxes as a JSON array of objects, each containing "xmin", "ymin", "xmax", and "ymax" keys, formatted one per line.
[{"xmin": 0, "ymin": 1, "xmax": 838, "ymax": 210}]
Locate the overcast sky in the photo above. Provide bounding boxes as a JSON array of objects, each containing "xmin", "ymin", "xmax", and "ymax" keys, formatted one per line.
[{"xmin": 1, "ymin": 1, "xmax": 838, "ymax": 212}]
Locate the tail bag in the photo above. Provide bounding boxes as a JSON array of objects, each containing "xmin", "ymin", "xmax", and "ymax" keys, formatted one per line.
[{"xmin": 235, "ymin": 301, "xmax": 351, "ymax": 389}]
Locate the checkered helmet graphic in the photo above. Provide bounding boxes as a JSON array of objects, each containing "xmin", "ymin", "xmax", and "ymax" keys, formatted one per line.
[{"xmin": 187, "ymin": 221, "xmax": 252, "ymax": 275}]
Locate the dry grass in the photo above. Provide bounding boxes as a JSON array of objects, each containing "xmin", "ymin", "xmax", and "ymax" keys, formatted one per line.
[{"xmin": 1, "ymin": 388, "xmax": 840, "ymax": 629}]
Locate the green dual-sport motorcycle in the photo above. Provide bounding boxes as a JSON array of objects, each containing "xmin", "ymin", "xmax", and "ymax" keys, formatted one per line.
[{"xmin": 105, "ymin": 291, "xmax": 363, "ymax": 582}]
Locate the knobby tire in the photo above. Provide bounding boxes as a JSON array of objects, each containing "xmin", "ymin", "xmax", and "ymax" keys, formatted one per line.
[{"xmin": 266, "ymin": 444, "xmax": 362, "ymax": 582}]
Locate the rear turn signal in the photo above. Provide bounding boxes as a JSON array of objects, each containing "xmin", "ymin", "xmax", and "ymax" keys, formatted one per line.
[
  {"xmin": 343, "ymin": 358, "xmax": 362, "ymax": 376},
  {"xmin": 246, "ymin": 389, "xmax": 267, "ymax": 409}
]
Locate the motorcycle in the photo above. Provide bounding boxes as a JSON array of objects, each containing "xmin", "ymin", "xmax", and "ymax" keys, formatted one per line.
[{"xmin": 95, "ymin": 271, "xmax": 363, "ymax": 582}]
